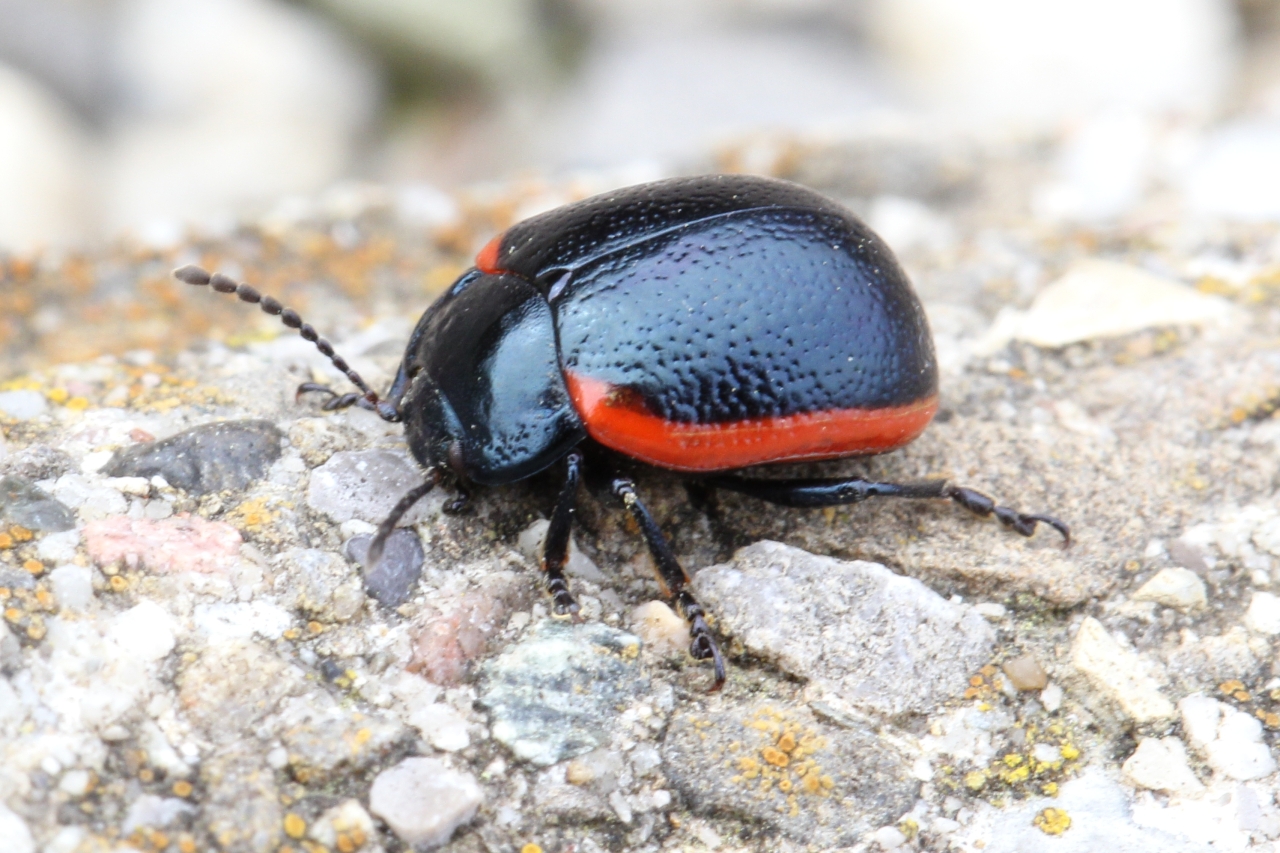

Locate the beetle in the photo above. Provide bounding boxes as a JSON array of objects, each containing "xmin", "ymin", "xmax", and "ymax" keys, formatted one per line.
[{"xmin": 174, "ymin": 174, "xmax": 1068, "ymax": 690}]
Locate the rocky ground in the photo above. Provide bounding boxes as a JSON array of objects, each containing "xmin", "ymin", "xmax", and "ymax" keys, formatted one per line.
[{"xmin": 4, "ymin": 133, "xmax": 1280, "ymax": 853}]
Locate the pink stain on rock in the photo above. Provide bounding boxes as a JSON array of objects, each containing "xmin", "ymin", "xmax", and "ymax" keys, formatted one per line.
[
  {"xmin": 409, "ymin": 573, "xmax": 525, "ymax": 685},
  {"xmin": 84, "ymin": 515, "xmax": 242, "ymax": 574}
]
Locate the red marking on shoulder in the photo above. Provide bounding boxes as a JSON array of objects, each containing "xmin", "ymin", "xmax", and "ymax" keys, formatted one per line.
[
  {"xmin": 565, "ymin": 372, "xmax": 939, "ymax": 472},
  {"xmin": 475, "ymin": 233, "xmax": 505, "ymax": 274}
]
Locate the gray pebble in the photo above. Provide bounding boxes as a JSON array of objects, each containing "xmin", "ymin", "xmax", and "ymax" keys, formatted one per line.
[
  {"xmin": 346, "ymin": 529, "xmax": 424, "ymax": 608},
  {"xmin": 663, "ymin": 697, "xmax": 915, "ymax": 847},
  {"xmin": 306, "ymin": 450, "xmax": 436, "ymax": 525},
  {"xmin": 479, "ymin": 620, "xmax": 648, "ymax": 766},
  {"xmin": 693, "ymin": 541, "xmax": 995, "ymax": 715},
  {"xmin": 0, "ymin": 476, "xmax": 75, "ymax": 531},
  {"xmin": 102, "ymin": 420, "xmax": 282, "ymax": 495}
]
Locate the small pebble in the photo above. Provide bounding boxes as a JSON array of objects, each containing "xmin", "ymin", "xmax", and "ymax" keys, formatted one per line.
[
  {"xmin": 0, "ymin": 804, "xmax": 34, "ymax": 853},
  {"xmin": 368, "ymin": 757, "xmax": 482, "ymax": 848},
  {"xmin": 102, "ymin": 420, "xmax": 283, "ymax": 495},
  {"xmin": 1070, "ymin": 617, "xmax": 1174, "ymax": 723},
  {"xmin": 629, "ymin": 601, "xmax": 690, "ymax": 655},
  {"xmin": 1244, "ymin": 591, "xmax": 1280, "ymax": 635},
  {"xmin": 480, "ymin": 620, "xmax": 646, "ymax": 766},
  {"xmin": 871, "ymin": 825, "xmax": 908, "ymax": 849},
  {"xmin": 346, "ymin": 529, "xmax": 425, "ymax": 608},
  {"xmin": 408, "ymin": 703, "xmax": 472, "ymax": 752},
  {"xmin": 1040, "ymin": 682, "xmax": 1063, "ymax": 712},
  {"xmin": 973, "ymin": 602, "xmax": 1007, "ymax": 621},
  {"xmin": 1120, "ymin": 737, "xmax": 1203, "ymax": 794},
  {"xmin": 57, "ymin": 769, "xmax": 94, "ymax": 797},
  {"xmin": 307, "ymin": 450, "xmax": 436, "ymax": 525},
  {"xmin": 1001, "ymin": 655, "xmax": 1048, "ymax": 691},
  {"xmin": 0, "ymin": 390, "xmax": 47, "ymax": 421},
  {"xmin": 48, "ymin": 565, "xmax": 93, "ymax": 610},
  {"xmin": 1132, "ymin": 567, "xmax": 1207, "ymax": 612},
  {"xmin": 1178, "ymin": 695, "xmax": 1276, "ymax": 781},
  {"xmin": 0, "ymin": 476, "xmax": 74, "ymax": 531}
]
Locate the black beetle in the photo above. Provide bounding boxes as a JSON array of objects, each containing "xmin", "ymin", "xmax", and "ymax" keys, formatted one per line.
[{"xmin": 175, "ymin": 174, "xmax": 1068, "ymax": 690}]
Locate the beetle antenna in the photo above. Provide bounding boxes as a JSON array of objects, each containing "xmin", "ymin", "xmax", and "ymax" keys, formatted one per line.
[
  {"xmin": 173, "ymin": 265, "xmax": 388, "ymax": 414},
  {"xmin": 365, "ymin": 471, "xmax": 441, "ymax": 569}
]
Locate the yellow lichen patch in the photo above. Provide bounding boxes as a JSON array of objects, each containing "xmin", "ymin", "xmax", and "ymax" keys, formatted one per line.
[
  {"xmin": 172, "ymin": 780, "xmax": 194, "ymax": 798},
  {"xmin": 9, "ymin": 525, "xmax": 32, "ymax": 542},
  {"xmin": 964, "ymin": 770, "xmax": 988, "ymax": 791},
  {"xmin": 229, "ymin": 497, "xmax": 276, "ymax": 530},
  {"xmin": 1034, "ymin": 807, "xmax": 1071, "ymax": 835},
  {"xmin": 730, "ymin": 707, "xmax": 835, "ymax": 813},
  {"xmin": 283, "ymin": 813, "xmax": 307, "ymax": 839},
  {"xmin": 521, "ymin": 845, "xmax": 544, "ymax": 853},
  {"xmin": 0, "ymin": 533, "xmax": 11, "ymax": 549}
]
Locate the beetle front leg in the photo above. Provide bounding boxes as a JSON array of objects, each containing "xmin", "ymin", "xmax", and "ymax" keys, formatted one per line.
[
  {"xmin": 542, "ymin": 450, "xmax": 583, "ymax": 617},
  {"xmin": 611, "ymin": 478, "xmax": 726, "ymax": 691}
]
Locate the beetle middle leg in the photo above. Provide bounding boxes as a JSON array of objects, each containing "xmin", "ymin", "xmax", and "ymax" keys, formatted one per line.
[
  {"xmin": 707, "ymin": 475, "xmax": 1070, "ymax": 546},
  {"xmin": 542, "ymin": 450, "xmax": 583, "ymax": 617},
  {"xmin": 611, "ymin": 478, "xmax": 726, "ymax": 691}
]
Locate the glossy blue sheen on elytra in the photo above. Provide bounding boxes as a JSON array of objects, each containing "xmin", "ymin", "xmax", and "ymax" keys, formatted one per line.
[{"xmin": 550, "ymin": 207, "xmax": 937, "ymax": 424}]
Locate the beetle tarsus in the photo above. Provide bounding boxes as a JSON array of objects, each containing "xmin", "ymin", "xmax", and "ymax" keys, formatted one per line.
[
  {"xmin": 943, "ymin": 485, "xmax": 1071, "ymax": 547},
  {"xmin": 541, "ymin": 451, "xmax": 583, "ymax": 615}
]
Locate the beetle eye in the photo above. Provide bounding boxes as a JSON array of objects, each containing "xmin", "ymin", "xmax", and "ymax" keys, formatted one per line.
[{"xmin": 447, "ymin": 439, "xmax": 466, "ymax": 474}]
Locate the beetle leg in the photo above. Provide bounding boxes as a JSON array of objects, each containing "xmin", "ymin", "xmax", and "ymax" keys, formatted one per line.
[
  {"xmin": 365, "ymin": 469, "xmax": 442, "ymax": 569},
  {"xmin": 708, "ymin": 475, "xmax": 1070, "ymax": 546},
  {"xmin": 611, "ymin": 478, "xmax": 726, "ymax": 691},
  {"xmin": 542, "ymin": 450, "xmax": 583, "ymax": 618}
]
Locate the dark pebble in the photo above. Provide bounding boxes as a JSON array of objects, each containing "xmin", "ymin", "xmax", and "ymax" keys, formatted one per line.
[
  {"xmin": 102, "ymin": 420, "xmax": 283, "ymax": 495},
  {"xmin": 345, "ymin": 529, "xmax": 424, "ymax": 608},
  {"xmin": 0, "ymin": 476, "xmax": 75, "ymax": 531}
]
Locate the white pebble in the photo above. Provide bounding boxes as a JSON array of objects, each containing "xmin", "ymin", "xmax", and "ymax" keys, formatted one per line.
[
  {"xmin": 630, "ymin": 600, "xmax": 690, "ymax": 655},
  {"xmin": 49, "ymin": 565, "xmax": 93, "ymax": 611},
  {"xmin": 1245, "ymin": 591, "xmax": 1280, "ymax": 635},
  {"xmin": 973, "ymin": 602, "xmax": 1007, "ymax": 621},
  {"xmin": 609, "ymin": 790, "xmax": 633, "ymax": 824},
  {"xmin": 1032, "ymin": 743, "xmax": 1062, "ymax": 764},
  {"xmin": 0, "ymin": 804, "xmax": 34, "ymax": 853},
  {"xmin": 0, "ymin": 390, "xmax": 47, "ymax": 421},
  {"xmin": 871, "ymin": 825, "xmax": 908, "ymax": 849},
  {"xmin": 408, "ymin": 703, "xmax": 471, "ymax": 752},
  {"xmin": 36, "ymin": 530, "xmax": 80, "ymax": 563},
  {"xmin": 1132, "ymin": 567, "xmax": 1207, "ymax": 612},
  {"xmin": 1070, "ymin": 617, "xmax": 1174, "ymax": 723},
  {"xmin": 1121, "ymin": 737, "xmax": 1204, "ymax": 794},
  {"xmin": 58, "ymin": 769, "xmax": 94, "ymax": 797},
  {"xmin": 107, "ymin": 601, "xmax": 176, "ymax": 662},
  {"xmin": 1040, "ymin": 682, "xmax": 1063, "ymax": 712},
  {"xmin": 368, "ymin": 757, "xmax": 482, "ymax": 848},
  {"xmin": 1178, "ymin": 694, "xmax": 1277, "ymax": 781}
]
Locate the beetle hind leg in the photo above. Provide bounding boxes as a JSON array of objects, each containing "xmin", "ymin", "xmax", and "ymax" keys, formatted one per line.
[
  {"xmin": 542, "ymin": 451, "xmax": 583, "ymax": 618},
  {"xmin": 612, "ymin": 478, "xmax": 726, "ymax": 691},
  {"xmin": 708, "ymin": 475, "xmax": 1070, "ymax": 546}
]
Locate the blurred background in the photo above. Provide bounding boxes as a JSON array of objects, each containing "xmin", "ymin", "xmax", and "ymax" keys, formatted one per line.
[{"xmin": 1, "ymin": 0, "xmax": 1279, "ymax": 256}]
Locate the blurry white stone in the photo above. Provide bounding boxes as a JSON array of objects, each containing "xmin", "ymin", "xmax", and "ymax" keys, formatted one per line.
[
  {"xmin": 1245, "ymin": 591, "xmax": 1280, "ymax": 635},
  {"xmin": 309, "ymin": 799, "xmax": 376, "ymax": 849},
  {"xmin": 105, "ymin": 0, "xmax": 380, "ymax": 236},
  {"xmin": 866, "ymin": 0, "xmax": 1237, "ymax": 127},
  {"xmin": 973, "ymin": 602, "xmax": 1007, "ymax": 621},
  {"xmin": 121, "ymin": 794, "xmax": 195, "ymax": 834},
  {"xmin": 0, "ymin": 64, "xmax": 93, "ymax": 253},
  {"xmin": 1121, "ymin": 737, "xmax": 1204, "ymax": 794},
  {"xmin": 1178, "ymin": 694, "xmax": 1276, "ymax": 780},
  {"xmin": 630, "ymin": 600, "xmax": 691, "ymax": 656},
  {"xmin": 1040, "ymin": 682, "xmax": 1063, "ymax": 712},
  {"xmin": 1132, "ymin": 568, "xmax": 1207, "ymax": 612},
  {"xmin": 395, "ymin": 183, "xmax": 461, "ymax": 230},
  {"xmin": 978, "ymin": 260, "xmax": 1236, "ymax": 352},
  {"xmin": 0, "ymin": 390, "xmax": 48, "ymax": 421},
  {"xmin": 871, "ymin": 825, "xmax": 908, "ymax": 849},
  {"xmin": 1071, "ymin": 617, "xmax": 1174, "ymax": 723},
  {"xmin": 369, "ymin": 757, "xmax": 482, "ymax": 848},
  {"xmin": 0, "ymin": 803, "xmax": 34, "ymax": 853},
  {"xmin": 408, "ymin": 703, "xmax": 471, "ymax": 752},
  {"xmin": 1034, "ymin": 114, "xmax": 1154, "ymax": 222},
  {"xmin": 867, "ymin": 195, "xmax": 954, "ymax": 254},
  {"xmin": 49, "ymin": 565, "xmax": 94, "ymax": 611},
  {"xmin": 36, "ymin": 530, "xmax": 81, "ymax": 563},
  {"xmin": 1184, "ymin": 120, "xmax": 1280, "ymax": 222},
  {"xmin": 0, "ymin": 676, "xmax": 23, "ymax": 725},
  {"xmin": 58, "ymin": 769, "xmax": 94, "ymax": 797},
  {"xmin": 107, "ymin": 600, "xmax": 176, "ymax": 662}
]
